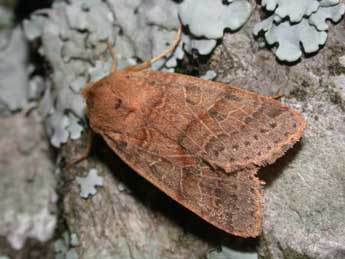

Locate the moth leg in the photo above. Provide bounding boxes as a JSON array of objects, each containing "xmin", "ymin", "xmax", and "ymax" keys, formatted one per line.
[
  {"xmin": 272, "ymin": 89, "xmax": 284, "ymax": 100},
  {"xmin": 107, "ymin": 41, "xmax": 117, "ymax": 73},
  {"xmin": 64, "ymin": 130, "xmax": 94, "ymax": 169},
  {"xmin": 123, "ymin": 24, "xmax": 182, "ymax": 72}
]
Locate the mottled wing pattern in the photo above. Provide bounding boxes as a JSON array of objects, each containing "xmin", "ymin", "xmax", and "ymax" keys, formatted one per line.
[
  {"xmin": 101, "ymin": 130, "xmax": 263, "ymax": 237},
  {"xmin": 90, "ymin": 69, "xmax": 305, "ymax": 237},
  {"xmin": 130, "ymin": 71, "xmax": 306, "ymax": 173}
]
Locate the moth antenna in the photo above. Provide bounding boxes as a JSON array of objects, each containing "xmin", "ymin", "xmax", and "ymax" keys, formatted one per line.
[
  {"xmin": 150, "ymin": 23, "xmax": 182, "ymax": 64},
  {"xmin": 123, "ymin": 23, "xmax": 182, "ymax": 72},
  {"xmin": 107, "ymin": 41, "xmax": 117, "ymax": 73}
]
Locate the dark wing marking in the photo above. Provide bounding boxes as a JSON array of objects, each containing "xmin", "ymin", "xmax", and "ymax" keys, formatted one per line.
[{"xmin": 134, "ymin": 71, "xmax": 306, "ymax": 173}]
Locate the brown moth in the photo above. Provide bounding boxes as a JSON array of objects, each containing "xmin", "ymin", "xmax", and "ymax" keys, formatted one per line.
[{"xmin": 81, "ymin": 26, "xmax": 306, "ymax": 237}]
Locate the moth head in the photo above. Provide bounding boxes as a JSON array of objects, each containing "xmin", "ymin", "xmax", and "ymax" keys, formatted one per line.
[{"xmin": 81, "ymin": 74, "xmax": 139, "ymax": 133}]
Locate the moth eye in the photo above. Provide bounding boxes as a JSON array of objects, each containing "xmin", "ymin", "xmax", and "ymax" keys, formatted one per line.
[{"xmin": 114, "ymin": 98, "xmax": 122, "ymax": 109}]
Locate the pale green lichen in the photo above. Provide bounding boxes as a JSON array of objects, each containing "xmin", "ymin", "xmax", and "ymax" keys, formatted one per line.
[
  {"xmin": 207, "ymin": 246, "xmax": 257, "ymax": 259},
  {"xmin": 179, "ymin": 0, "xmax": 251, "ymax": 39},
  {"xmin": 76, "ymin": 169, "xmax": 104, "ymax": 199},
  {"xmin": 265, "ymin": 19, "xmax": 327, "ymax": 62},
  {"xmin": 309, "ymin": 3, "xmax": 345, "ymax": 30},
  {"xmin": 261, "ymin": 0, "xmax": 320, "ymax": 22},
  {"xmin": 54, "ymin": 231, "xmax": 80, "ymax": 259},
  {"xmin": 254, "ymin": 1, "xmax": 345, "ymax": 62}
]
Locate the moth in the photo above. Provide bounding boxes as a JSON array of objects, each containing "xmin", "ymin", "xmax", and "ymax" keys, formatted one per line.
[{"xmin": 80, "ymin": 25, "xmax": 305, "ymax": 237}]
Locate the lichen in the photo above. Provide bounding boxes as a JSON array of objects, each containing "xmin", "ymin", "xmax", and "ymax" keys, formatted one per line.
[
  {"xmin": 0, "ymin": 27, "xmax": 28, "ymax": 114},
  {"xmin": 257, "ymin": 18, "xmax": 328, "ymax": 62},
  {"xmin": 200, "ymin": 70, "xmax": 217, "ymax": 80},
  {"xmin": 76, "ymin": 168, "xmax": 104, "ymax": 198},
  {"xmin": 70, "ymin": 233, "xmax": 80, "ymax": 247},
  {"xmin": 207, "ymin": 246, "xmax": 257, "ymax": 259},
  {"xmin": 54, "ymin": 231, "xmax": 80, "ymax": 259},
  {"xmin": 66, "ymin": 248, "xmax": 79, "ymax": 259},
  {"xmin": 261, "ymin": 0, "xmax": 320, "ymax": 22},
  {"xmin": 254, "ymin": 0, "xmax": 345, "ymax": 62},
  {"xmin": 309, "ymin": 3, "xmax": 345, "ymax": 30},
  {"xmin": 179, "ymin": 0, "xmax": 252, "ymax": 39}
]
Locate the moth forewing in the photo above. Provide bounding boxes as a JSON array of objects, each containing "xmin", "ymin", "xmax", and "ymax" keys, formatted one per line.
[{"xmin": 81, "ymin": 24, "xmax": 305, "ymax": 237}]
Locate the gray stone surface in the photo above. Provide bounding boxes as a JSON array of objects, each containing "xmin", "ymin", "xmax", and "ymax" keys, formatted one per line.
[{"xmin": 0, "ymin": 112, "xmax": 57, "ymax": 251}]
